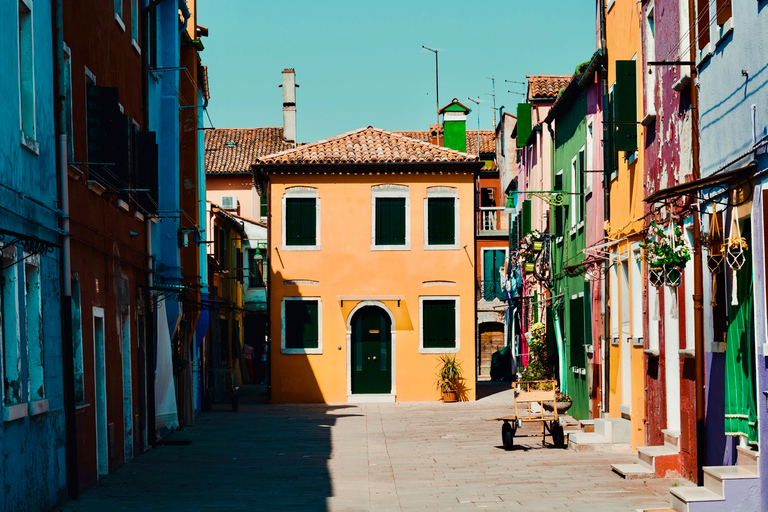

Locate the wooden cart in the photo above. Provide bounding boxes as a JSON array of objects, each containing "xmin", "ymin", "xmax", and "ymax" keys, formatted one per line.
[{"xmin": 490, "ymin": 379, "xmax": 566, "ymax": 450}]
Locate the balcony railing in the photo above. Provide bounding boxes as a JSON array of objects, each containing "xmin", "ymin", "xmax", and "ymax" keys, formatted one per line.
[
  {"xmin": 477, "ymin": 280, "xmax": 506, "ymax": 302},
  {"xmin": 477, "ymin": 207, "xmax": 509, "ymax": 233}
]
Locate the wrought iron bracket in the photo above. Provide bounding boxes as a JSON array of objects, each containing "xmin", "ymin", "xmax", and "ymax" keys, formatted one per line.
[{"xmin": 0, "ymin": 228, "xmax": 60, "ymax": 269}]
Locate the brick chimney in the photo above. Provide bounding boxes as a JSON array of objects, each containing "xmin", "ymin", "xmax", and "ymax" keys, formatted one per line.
[{"xmin": 281, "ymin": 69, "xmax": 297, "ymax": 144}]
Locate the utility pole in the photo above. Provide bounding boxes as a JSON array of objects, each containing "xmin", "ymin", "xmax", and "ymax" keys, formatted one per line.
[
  {"xmin": 466, "ymin": 97, "xmax": 481, "ymax": 155},
  {"xmin": 423, "ymin": 46, "xmax": 440, "ymax": 145},
  {"xmin": 485, "ymin": 76, "xmax": 497, "ymax": 127}
]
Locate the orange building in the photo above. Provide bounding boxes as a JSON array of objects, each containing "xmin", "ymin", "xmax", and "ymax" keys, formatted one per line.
[{"xmin": 254, "ymin": 127, "xmax": 482, "ymax": 403}]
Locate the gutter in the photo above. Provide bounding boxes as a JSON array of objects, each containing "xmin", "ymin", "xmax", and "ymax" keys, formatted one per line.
[{"xmin": 54, "ymin": 0, "xmax": 78, "ymax": 498}]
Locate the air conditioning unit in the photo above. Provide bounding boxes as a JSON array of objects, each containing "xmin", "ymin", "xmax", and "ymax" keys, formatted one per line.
[{"xmin": 221, "ymin": 196, "xmax": 237, "ymax": 210}]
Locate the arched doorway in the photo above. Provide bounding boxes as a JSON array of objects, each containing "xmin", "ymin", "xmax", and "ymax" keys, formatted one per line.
[{"xmin": 351, "ymin": 306, "xmax": 392, "ymax": 394}]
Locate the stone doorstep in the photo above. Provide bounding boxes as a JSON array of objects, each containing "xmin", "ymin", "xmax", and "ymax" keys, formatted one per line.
[
  {"xmin": 637, "ymin": 445, "xmax": 679, "ymax": 473},
  {"xmin": 736, "ymin": 445, "xmax": 759, "ymax": 474},
  {"xmin": 661, "ymin": 429, "xmax": 680, "ymax": 451},
  {"xmin": 669, "ymin": 486, "xmax": 724, "ymax": 512},
  {"xmin": 639, "ymin": 509, "xmax": 676, "ymax": 512},
  {"xmin": 702, "ymin": 465, "xmax": 759, "ymax": 496},
  {"xmin": 612, "ymin": 462, "xmax": 655, "ymax": 480},
  {"xmin": 579, "ymin": 419, "xmax": 595, "ymax": 433},
  {"xmin": 567, "ymin": 432, "xmax": 631, "ymax": 452}
]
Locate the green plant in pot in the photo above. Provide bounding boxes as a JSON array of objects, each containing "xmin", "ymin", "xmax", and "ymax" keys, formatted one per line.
[
  {"xmin": 520, "ymin": 322, "xmax": 553, "ymax": 382},
  {"xmin": 438, "ymin": 354, "xmax": 462, "ymax": 402}
]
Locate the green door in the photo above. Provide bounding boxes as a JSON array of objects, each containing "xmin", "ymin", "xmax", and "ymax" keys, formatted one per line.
[
  {"xmin": 352, "ymin": 306, "xmax": 392, "ymax": 394},
  {"xmin": 483, "ymin": 250, "xmax": 505, "ymax": 300}
]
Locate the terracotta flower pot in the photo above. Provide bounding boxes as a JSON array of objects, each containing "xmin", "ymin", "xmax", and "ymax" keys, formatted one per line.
[
  {"xmin": 543, "ymin": 401, "xmax": 572, "ymax": 414},
  {"xmin": 442, "ymin": 389, "xmax": 457, "ymax": 403}
]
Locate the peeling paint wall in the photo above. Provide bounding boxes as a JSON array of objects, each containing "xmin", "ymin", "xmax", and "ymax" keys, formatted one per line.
[{"xmin": 0, "ymin": 0, "xmax": 67, "ymax": 509}]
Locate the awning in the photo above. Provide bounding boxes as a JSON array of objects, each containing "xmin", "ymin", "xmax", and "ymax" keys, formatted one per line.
[{"xmin": 644, "ymin": 161, "xmax": 756, "ymax": 204}]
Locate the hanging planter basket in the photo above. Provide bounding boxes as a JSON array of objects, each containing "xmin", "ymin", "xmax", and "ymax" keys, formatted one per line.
[
  {"xmin": 725, "ymin": 243, "xmax": 746, "ymax": 270},
  {"xmin": 524, "ymin": 262, "xmax": 535, "ymax": 273},
  {"xmin": 664, "ymin": 264, "xmax": 683, "ymax": 287},
  {"xmin": 649, "ymin": 267, "xmax": 665, "ymax": 288},
  {"xmin": 532, "ymin": 241, "xmax": 543, "ymax": 252},
  {"xmin": 707, "ymin": 254, "xmax": 723, "ymax": 273}
]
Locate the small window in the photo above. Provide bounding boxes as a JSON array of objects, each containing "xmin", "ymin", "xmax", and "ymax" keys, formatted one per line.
[
  {"xmin": 131, "ymin": 0, "xmax": 139, "ymax": 44},
  {"xmin": 427, "ymin": 198, "xmax": 455, "ymax": 245},
  {"xmin": 282, "ymin": 298, "xmax": 321, "ymax": 354},
  {"xmin": 18, "ymin": 0, "xmax": 36, "ymax": 144},
  {"xmin": 419, "ymin": 297, "xmax": 459, "ymax": 353},
  {"xmin": 248, "ymin": 249, "xmax": 265, "ymax": 288},
  {"xmin": 371, "ymin": 185, "xmax": 409, "ymax": 250},
  {"xmin": 114, "ymin": 0, "xmax": 123, "ymax": 19},
  {"xmin": 282, "ymin": 187, "xmax": 319, "ymax": 250},
  {"xmin": 260, "ymin": 192, "xmax": 267, "ymax": 218}
]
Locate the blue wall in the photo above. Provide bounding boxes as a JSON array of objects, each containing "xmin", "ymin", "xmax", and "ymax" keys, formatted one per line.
[{"xmin": 0, "ymin": 0, "xmax": 68, "ymax": 509}]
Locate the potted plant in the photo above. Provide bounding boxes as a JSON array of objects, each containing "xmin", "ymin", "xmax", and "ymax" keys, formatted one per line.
[
  {"xmin": 640, "ymin": 222, "xmax": 692, "ymax": 287},
  {"xmin": 520, "ymin": 322, "xmax": 553, "ymax": 382},
  {"xmin": 543, "ymin": 391, "xmax": 573, "ymax": 414},
  {"xmin": 723, "ymin": 235, "xmax": 748, "ymax": 270},
  {"xmin": 438, "ymin": 354, "xmax": 462, "ymax": 402}
]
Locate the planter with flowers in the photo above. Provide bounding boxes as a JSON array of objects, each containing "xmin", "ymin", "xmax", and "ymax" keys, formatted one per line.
[
  {"xmin": 640, "ymin": 222, "xmax": 692, "ymax": 288},
  {"xmin": 518, "ymin": 231, "xmax": 543, "ymax": 273},
  {"xmin": 543, "ymin": 391, "xmax": 573, "ymax": 414}
]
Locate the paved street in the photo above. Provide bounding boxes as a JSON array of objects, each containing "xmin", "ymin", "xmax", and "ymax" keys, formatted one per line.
[{"xmin": 55, "ymin": 383, "xmax": 690, "ymax": 511}]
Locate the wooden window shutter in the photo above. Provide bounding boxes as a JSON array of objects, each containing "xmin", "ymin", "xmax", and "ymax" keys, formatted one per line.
[
  {"xmin": 516, "ymin": 103, "xmax": 532, "ymax": 148},
  {"xmin": 286, "ymin": 198, "xmax": 316, "ymax": 246},
  {"xmin": 428, "ymin": 198, "xmax": 454, "ymax": 245},
  {"xmin": 697, "ymin": 0, "xmax": 710, "ymax": 50},
  {"xmin": 522, "ymin": 199, "xmax": 532, "ymax": 236},
  {"xmin": 136, "ymin": 131, "xmax": 159, "ymax": 213},
  {"xmin": 423, "ymin": 300, "xmax": 455, "ymax": 348},
  {"xmin": 376, "ymin": 198, "xmax": 405, "ymax": 245},
  {"xmin": 716, "ymin": 0, "xmax": 731, "ymax": 26},
  {"xmin": 285, "ymin": 301, "xmax": 319, "ymax": 349},
  {"xmin": 614, "ymin": 60, "xmax": 638, "ymax": 152}
]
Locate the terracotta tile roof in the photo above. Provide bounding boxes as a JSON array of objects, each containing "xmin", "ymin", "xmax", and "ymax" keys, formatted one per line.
[
  {"xmin": 392, "ymin": 129, "xmax": 495, "ymax": 155},
  {"xmin": 205, "ymin": 128, "xmax": 294, "ymax": 174},
  {"xmin": 527, "ymin": 75, "xmax": 572, "ymax": 100},
  {"xmin": 254, "ymin": 126, "xmax": 478, "ymax": 165}
]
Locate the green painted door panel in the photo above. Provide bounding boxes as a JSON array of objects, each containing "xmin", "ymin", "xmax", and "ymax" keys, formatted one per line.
[{"xmin": 352, "ymin": 307, "xmax": 392, "ymax": 394}]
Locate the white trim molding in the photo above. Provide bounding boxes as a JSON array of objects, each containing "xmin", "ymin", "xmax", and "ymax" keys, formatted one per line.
[
  {"xmin": 371, "ymin": 184, "xmax": 410, "ymax": 251},
  {"xmin": 418, "ymin": 295, "xmax": 460, "ymax": 354},
  {"xmin": 281, "ymin": 297, "xmax": 322, "ymax": 355},
  {"xmin": 423, "ymin": 186, "xmax": 460, "ymax": 250},
  {"xmin": 345, "ymin": 300, "xmax": 397, "ymax": 400}
]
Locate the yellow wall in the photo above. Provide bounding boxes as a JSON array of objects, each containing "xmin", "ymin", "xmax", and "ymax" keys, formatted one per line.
[
  {"xmin": 606, "ymin": 0, "xmax": 646, "ymax": 448},
  {"xmin": 267, "ymin": 172, "xmax": 477, "ymax": 403}
]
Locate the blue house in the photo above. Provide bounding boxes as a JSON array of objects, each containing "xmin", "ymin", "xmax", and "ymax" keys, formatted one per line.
[{"xmin": 0, "ymin": 0, "xmax": 68, "ymax": 509}]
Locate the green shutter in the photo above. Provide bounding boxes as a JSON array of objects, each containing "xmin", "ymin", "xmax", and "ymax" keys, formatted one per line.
[
  {"xmin": 285, "ymin": 300, "xmax": 319, "ymax": 349},
  {"xmin": 428, "ymin": 198, "xmax": 455, "ymax": 245},
  {"xmin": 260, "ymin": 193, "xmax": 267, "ymax": 217},
  {"xmin": 516, "ymin": 103, "xmax": 532, "ymax": 148},
  {"xmin": 376, "ymin": 198, "xmax": 406, "ymax": 245},
  {"xmin": 522, "ymin": 199, "xmax": 532, "ymax": 235},
  {"xmin": 286, "ymin": 198, "xmax": 316, "ymax": 246},
  {"xmin": 614, "ymin": 60, "xmax": 637, "ymax": 151},
  {"xmin": 423, "ymin": 300, "xmax": 456, "ymax": 349}
]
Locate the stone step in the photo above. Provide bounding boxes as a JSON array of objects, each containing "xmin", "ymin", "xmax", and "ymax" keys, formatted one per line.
[
  {"xmin": 639, "ymin": 509, "xmax": 675, "ymax": 512},
  {"xmin": 567, "ymin": 431, "xmax": 630, "ymax": 452},
  {"xmin": 702, "ymin": 465, "xmax": 759, "ymax": 495},
  {"xmin": 736, "ymin": 445, "xmax": 759, "ymax": 474},
  {"xmin": 636, "ymin": 445, "xmax": 680, "ymax": 477},
  {"xmin": 579, "ymin": 419, "xmax": 594, "ymax": 433},
  {"xmin": 611, "ymin": 462, "xmax": 654, "ymax": 479},
  {"xmin": 669, "ymin": 487, "xmax": 724, "ymax": 512},
  {"xmin": 594, "ymin": 417, "xmax": 632, "ymax": 443},
  {"xmin": 662, "ymin": 429, "xmax": 680, "ymax": 451}
]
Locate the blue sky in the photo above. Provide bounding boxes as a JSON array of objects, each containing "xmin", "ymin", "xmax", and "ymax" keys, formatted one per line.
[{"xmin": 198, "ymin": 1, "xmax": 597, "ymax": 143}]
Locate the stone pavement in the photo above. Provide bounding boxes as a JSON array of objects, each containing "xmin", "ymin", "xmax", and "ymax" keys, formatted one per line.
[{"xmin": 54, "ymin": 383, "xmax": 691, "ymax": 511}]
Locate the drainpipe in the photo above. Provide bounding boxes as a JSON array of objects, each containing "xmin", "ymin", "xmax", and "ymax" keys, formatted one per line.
[
  {"xmin": 688, "ymin": 0, "xmax": 706, "ymax": 485},
  {"xmin": 54, "ymin": 0, "xmax": 78, "ymax": 499},
  {"xmin": 599, "ymin": 0, "xmax": 611, "ymax": 418}
]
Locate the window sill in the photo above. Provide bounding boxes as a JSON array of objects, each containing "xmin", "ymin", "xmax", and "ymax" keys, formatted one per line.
[
  {"xmin": 115, "ymin": 14, "xmax": 125, "ymax": 32},
  {"xmin": 134, "ymin": 211, "xmax": 144, "ymax": 222},
  {"xmin": 678, "ymin": 348, "xmax": 695, "ymax": 359},
  {"xmin": 87, "ymin": 180, "xmax": 106, "ymax": 196},
  {"xmin": 640, "ymin": 113, "xmax": 656, "ymax": 127},
  {"xmin": 29, "ymin": 399, "xmax": 49, "ymax": 416},
  {"xmin": 419, "ymin": 347, "xmax": 459, "ymax": 354},
  {"xmin": 75, "ymin": 403, "xmax": 91, "ymax": 415},
  {"xmin": 280, "ymin": 245, "xmax": 320, "ymax": 251},
  {"xmin": 3, "ymin": 403, "xmax": 29, "ymax": 422},
  {"xmin": 118, "ymin": 199, "xmax": 130, "ymax": 212},
  {"xmin": 131, "ymin": 39, "xmax": 141, "ymax": 55},
  {"xmin": 281, "ymin": 348, "xmax": 322, "ymax": 355},
  {"xmin": 371, "ymin": 244, "xmax": 411, "ymax": 251},
  {"xmin": 67, "ymin": 164, "xmax": 84, "ymax": 180},
  {"xmin": 21, "ymin": 132, "xmax": 39, "ymax": 155},
  {"xmin": 715, "ymin": 19, "xmax": 733, "ymax": 50},
  {"xmin": 643, "ymin": 348, "xmax": 660, "ymax": 357},
  {"xmin": 672, "ymin": 74, "xmax": 691, "ymax": 92},
  {"xmin": 423, "ymin": 244, "xmax": 460, "ymax": 251},
  {"xmin": 707, "ymin": 341, "xmax": 725, "ymax": 354},
  {"xmin": 696, "ymin": 42, "xmax": 713, "ymax": 68},
  {"xmin": 610, "ymin": 170, "xmax": 618, "ymax": 181}
]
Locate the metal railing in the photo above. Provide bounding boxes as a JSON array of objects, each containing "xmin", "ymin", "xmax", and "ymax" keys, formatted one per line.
[
  {"xmin": 477, "ymin": 280, "xmax": 506, "ymax": 301},
  {"xmin": 477, "ymin": 207, "xmax": 509, "ymax": 232}
]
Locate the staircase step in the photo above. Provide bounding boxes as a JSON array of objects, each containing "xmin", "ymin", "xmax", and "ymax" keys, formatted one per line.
[
  {"xmin": 669, "ymin": 486, "xmax": 723, "ymax": 512},
  {"xmin": 736, "ymin": 445, "xmax": 759, "ymax": 474},
  {"xmin": 662, "ymin": 429, "xmax": 680, "ymax": 450},
  {"xmin": 636, "ymin": 445, "xmax": 680, "ymax": 477},
  {"xmin": 702, "ymin": 465, "xmax": 759, "ymax": 495},
  {"xmin": 611, "ymin": 462, "xmax": 654, "ymax": 479},
  {"xmin": 580, "ymin": 419, "xmax": 595, "ymax": 432}
]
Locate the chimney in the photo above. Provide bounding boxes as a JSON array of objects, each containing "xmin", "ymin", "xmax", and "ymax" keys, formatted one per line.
[
  {"xmin": 281, "ymin": 69, "xmax": 297, "ymax": 145},
  {"xmin": 439, "ymin": 98, "xmax": 470, "ymax": 153}
]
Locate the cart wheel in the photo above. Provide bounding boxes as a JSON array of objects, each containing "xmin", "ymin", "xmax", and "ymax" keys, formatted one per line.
[
  {"xmin": 502, "ymin": 421, "xmax": 515, "ymax": 451},
  {"xmin": 552, "ymin": 424, "xmax": 565, "ymax": 449}
]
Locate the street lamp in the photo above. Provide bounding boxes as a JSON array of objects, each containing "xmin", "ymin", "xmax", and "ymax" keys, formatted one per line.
[{"xmin": 422, "ymin": 45, "xmax": 440, "ymax": 146}]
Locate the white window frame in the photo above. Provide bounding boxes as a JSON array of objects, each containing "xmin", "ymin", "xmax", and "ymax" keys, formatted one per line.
[
  {"xmin": 371, "ymin": 184, "xmax": 410, "ymax": 251},
  {"xmin": 644, "ymin": 2, "xmax": 657, "ymax": 119},
  {"xmin": 24, "ymin": 254, "xmax": 44, "ymax": 404},
  {"xmin": 630, "ymin": 243, "xmax": 644, "ymax": 341},
  {"xmin": 281, "ymin": 186, "xmax": 320, "ymax": 251},
  {"xmin": 570, "ymin": 154, "xmax": 579, "ymax": 231},
  {"xmin": 418, "ymin": 295, "xmax": 460, "ymax": 354},
  {"xmin": 1, "ymin": 246, "xmax": 22, "ymax": 413},
  {"xmin": 281, "ymin": 297, "xmax": 322, "ymax": 355},
  {"xmin": 131, "ymin": 0, "xmax": 140, "ymax": 51},
  {"xmin": 423, "ymin": 186, "xmax": 459, "ymax": 250},
  {"xmin": 114, "ymin": 0, "xmax": 125, "ymax": 31},
  {"xmin": 17, "ymin": 0, "xmax": 37, "ymax": 153},
  {"xmin": 585, "ymin": 122, "xmax": 593, "ymax": 196}
]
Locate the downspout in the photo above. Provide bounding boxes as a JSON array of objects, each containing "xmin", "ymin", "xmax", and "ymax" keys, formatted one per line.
[
  {"xmin": 689, "ymin": 0, "xmax": 706, "ymax": 485},
  {"xmin": 55, "ymin": 0, "xmax": 78, "ymax": 499},
  {"xmin": 599, "ymin": 0, "xmax": 611, "ymax": 418},
  {"xmin": 475, "ymin": 165, "xmax": 480, "ymax": 386}
]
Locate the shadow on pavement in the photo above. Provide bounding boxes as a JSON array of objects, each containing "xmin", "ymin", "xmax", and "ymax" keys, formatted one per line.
[{"xmin": 476, "ymin": 379, "xmax": 513, "ymax": 400}]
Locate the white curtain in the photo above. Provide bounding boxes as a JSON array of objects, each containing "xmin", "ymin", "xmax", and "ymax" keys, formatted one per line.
[{"xmin": 155, "ymin": 298, "xmax": 179, "ymax": 434}]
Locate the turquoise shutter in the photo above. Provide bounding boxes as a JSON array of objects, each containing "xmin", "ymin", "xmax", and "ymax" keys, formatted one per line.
[{"xmin": 614, "ymin": 60, "xmax": 637, "ymax": 151}]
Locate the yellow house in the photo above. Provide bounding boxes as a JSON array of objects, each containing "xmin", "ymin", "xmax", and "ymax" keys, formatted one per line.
[
  {"xmin": 604, "ymin": 0, "xmax": 646, "ymax": 448},
  {"xmin": 253, "ymin": 127, "xmax": 482, "ymax": 403}
]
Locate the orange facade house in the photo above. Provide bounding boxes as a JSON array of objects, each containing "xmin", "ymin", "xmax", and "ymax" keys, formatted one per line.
[{"xmin": 253, "ymin": 127, "xmax": 482, "ymax": 403}]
